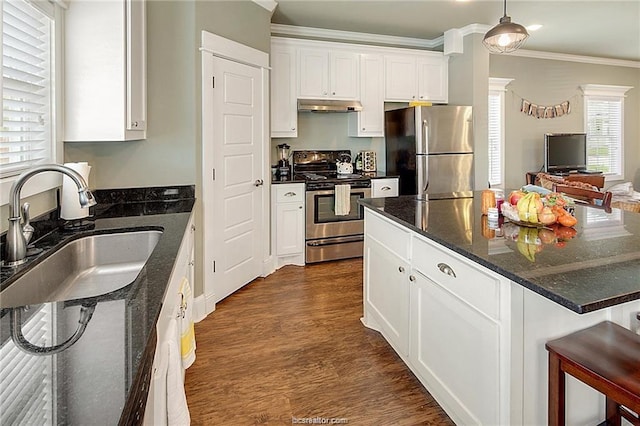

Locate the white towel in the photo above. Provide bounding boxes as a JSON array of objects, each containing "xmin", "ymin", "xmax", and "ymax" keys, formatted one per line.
[
  {"xmin": 153, "ymin": 318, "xmax": 191, "ymax": 426},
  {"xmin": 179, "ymin": 277, "xmax": 196, "ymax": 370},
  {"xmin": 335, "ymin": 184, "xmax": 351, "ymax": 216}
]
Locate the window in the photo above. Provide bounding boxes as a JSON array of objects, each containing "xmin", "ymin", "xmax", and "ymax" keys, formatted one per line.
[
  {"xmin": 581, "ymin": 84, "xmax": 633, "ymax": 181},
  {"xmin": 488, "ymin": 78, "xmax": 513, "ymax": 188},
  {"xmin": 1, "ymin": 0, "xmax": 63, "ymax": 204}
]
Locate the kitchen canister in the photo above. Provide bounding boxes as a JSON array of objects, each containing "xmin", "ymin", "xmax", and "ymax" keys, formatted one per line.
[{"xmin": 361, "ymin": 151, "xmax": 377, "ymax": 172}]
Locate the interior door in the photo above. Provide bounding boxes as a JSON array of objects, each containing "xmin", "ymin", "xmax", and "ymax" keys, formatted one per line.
[{"xmin": 209, "ymin": 55, "xmax": 264, "ymax": 303}]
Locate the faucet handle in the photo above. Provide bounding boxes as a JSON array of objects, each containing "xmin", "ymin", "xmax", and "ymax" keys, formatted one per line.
[{"xmin": 21, "ymin": 203, "xmax": 34, "ymax": 244}]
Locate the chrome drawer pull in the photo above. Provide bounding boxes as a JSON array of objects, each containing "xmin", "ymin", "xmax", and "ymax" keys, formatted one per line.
[
  {"xmin": 284, "ymin": 191, "xmax": 297, "ymax": 197},
  {"xmin": 381, "ymin": 186, "xmax": 391, "ymax": 191},
  {"xmin": 437, "ymin": 262, "xmax": 456, "ymax": 278}
]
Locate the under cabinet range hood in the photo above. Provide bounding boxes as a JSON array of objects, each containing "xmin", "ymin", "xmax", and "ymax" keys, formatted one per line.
[{"xmin": 297, "ymin": 99, "xmax": 363, "ymax": 112}]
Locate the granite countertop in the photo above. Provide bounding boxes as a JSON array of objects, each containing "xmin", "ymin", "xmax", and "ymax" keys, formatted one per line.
[
  {"xmin": 0, "ymin": 186, "xmax": 195, "ymax": 425},
  {"xmin": 359, "ymin": 192, "xmax": 640, "ymax": 314},
  {"xmin": 271, "ymin": 171, "xmax": 398, "ymax": 185}
]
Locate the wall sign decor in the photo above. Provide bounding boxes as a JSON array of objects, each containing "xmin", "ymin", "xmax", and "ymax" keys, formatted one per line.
[{"xmin": 520, "ymin": 99, "xmax": 570, "ymax": 119}]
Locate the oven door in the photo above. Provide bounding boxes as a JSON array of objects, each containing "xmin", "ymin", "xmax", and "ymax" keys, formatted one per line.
[{"xmin": 306, "ymin": 188, "xmax": 370, "ymax": 240}]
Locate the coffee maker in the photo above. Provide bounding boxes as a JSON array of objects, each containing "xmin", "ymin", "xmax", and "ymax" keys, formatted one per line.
[{"xmin": 276, "ymin": 143, "xmax": 291, "ymax": 177}]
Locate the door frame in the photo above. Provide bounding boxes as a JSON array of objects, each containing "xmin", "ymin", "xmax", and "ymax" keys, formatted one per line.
[{"xmin": 200, "ymin": 31, "xmax": 271, "ymax": 316}]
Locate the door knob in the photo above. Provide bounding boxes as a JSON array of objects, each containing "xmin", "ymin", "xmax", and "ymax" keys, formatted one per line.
[{"xmin": 254, "ymin": 179, "xmax": 264, "ymax": 187}]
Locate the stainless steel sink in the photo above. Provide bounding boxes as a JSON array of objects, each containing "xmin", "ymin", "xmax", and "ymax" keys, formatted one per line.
[{"xmin": 0, "ymin": 230, "xmax": 162, "ymax": 308}]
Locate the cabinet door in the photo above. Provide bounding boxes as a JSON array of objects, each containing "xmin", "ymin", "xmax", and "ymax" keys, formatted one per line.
[
  {"xmin": 349, "ymin": 54, "xmax": 383, "ymax": 137},
  {"xmin": 409, "ymin": 270, "xmax": 502, "ymax": 425},
  {"xmin": 417, "ymin": 55, "xmax": 448, "ymax": 103},
  {"xmin": 298, "ymin": 49, "xmax": 329, "ymax": 98},
  {"xmin": 270, "ymin": 44, "xmax": 298, "ymax": 137},
  {"xmin": 126, "ymin": 0, "xmax": 146, "ymax": 131},
  {"xmin": 364, "ymin": 236, "xmax": 410, "ymax": 356},
  {"xmin": 276, "ymin": 202, "xmax": 304, "ymax": 255},
  {"xmin": 384, "ymin": 54, "xmax": 417, "ymax": 101},
  {"xmin": 330, "ymin": 51, "xmax": 359, "ymax": 99}
]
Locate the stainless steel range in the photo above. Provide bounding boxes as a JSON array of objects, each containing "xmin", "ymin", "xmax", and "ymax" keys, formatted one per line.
[{"xmin": 292, "ymin": 150, "xmax": 371, "ymax": 263}]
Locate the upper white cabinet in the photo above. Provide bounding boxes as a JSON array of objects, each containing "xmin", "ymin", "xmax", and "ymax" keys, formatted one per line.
[
  {"xmin": 65, "ymin": 0, "xmax": 147, "ymax": 142},
  {"xmin": 348, "ymin": 54, "xmax": 384, "ymax": 137},
  {"xmin": 385, "ymin": 52, "xmax": 448, "ymax": 103},
  {"xmin": 271, "ymin": 41, "xmax": 298, "ymax": 138},
  {"xmin": 298, "ymin": 48, "xmax": 359, "ymax": 100}
]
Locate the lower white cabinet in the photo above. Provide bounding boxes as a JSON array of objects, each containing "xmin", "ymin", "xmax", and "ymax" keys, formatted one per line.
[
  {"xmin": 371, "ymin": 178, "xmax": 399, "ymax": 198},
  {"xmin": 363, "ymin": 207, "xmax": 640, "ymax": 425},
  {"xmin": 272, "ymin": 183, "xmax": 305, "ymax": 268},
  {"xmin": 144, "ymin": 213, "xmax": 195, "ymax": 425},
  {"xmin": 363, "ymin": 208, "xmax": 511, "ymax": 425}
]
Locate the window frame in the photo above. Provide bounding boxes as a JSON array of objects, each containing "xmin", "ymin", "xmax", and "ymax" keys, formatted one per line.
[
  {"xmin": 581, "ymin": 84, "xmax": 633, "ymax": 182},
  {"xmin": 487, "ymin": 77, "xmax": 513, "ymax": 188},
  {"xmin": 0, "ymin": 0, "xmax": 64, "ymax": 207}
]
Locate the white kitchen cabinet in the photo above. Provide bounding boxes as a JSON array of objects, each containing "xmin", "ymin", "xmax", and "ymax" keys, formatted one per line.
[
  {"xmin": 384, "ymin": 52, "xmax": 448, "ymax": 103},
  {"xmin": 409, "ymin": 234, "xmax": 510, "ymax": 426},
  {"xmin": 272, "ymin": 183, "xmax": 305, "ymax": 268},
  {"xmin": 348, "ymin": 54, "xmax": 384, "ymax": 137},
  {"xmin": 363, "ymin": 211, "xmax": 411, "ymax": 355},
  {"xmin": 144, "ymin": 213, "xmax": 195, "ymax": 425},
  {"xmin": 298, "ymin": 48, "xmax": 359, "ymax": 100},
  {"xmin": 65, "ymin": 0, "xmax": 147, "ymax": 141},
  {"xmin": 271, "ymin": 41, "xmax": 298, "ymax": 138},
  {"xmin": 371, "ymin": 178, "xmax": 399, "ymax": 198}
]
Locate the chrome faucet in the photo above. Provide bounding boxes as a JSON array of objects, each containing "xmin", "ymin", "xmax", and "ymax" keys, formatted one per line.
[{"xmin": 3, "ymin": 164, "xmax": 97, "ymax": 267}]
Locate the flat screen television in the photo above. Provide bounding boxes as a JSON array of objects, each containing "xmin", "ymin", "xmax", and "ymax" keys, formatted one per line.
[{"xmin": 544, "ymin": 133, "xmax": 587, "ymax": 173}]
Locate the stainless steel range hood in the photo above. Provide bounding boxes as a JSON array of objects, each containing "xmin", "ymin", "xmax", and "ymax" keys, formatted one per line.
[{"xmin": 297, "ymin": 99, "xmax": 363, "ymax": 112}]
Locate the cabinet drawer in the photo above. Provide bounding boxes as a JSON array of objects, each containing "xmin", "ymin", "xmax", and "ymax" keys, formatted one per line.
[
  {"xmin": 371, "ymin": 178, "xmax": 399, "ymax": 198},
  {"xmin": 365, "ymin": 210, "xmax": 410, "ymax": 259},
  {"xmin": 411, "ymin": 235, "xmax": 502, "ymax": 319},
  {"xmin": 274, "ymin": 184, "xmax": 305, "ymax": 203}
]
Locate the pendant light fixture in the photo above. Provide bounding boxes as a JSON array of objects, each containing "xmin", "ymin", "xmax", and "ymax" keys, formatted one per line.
[{"xmin": 483, "ymin": 0, "xmax": 529, "ymax": 53}]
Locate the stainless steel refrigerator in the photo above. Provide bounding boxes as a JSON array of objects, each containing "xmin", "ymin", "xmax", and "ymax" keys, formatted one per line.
[{"xmin": 384, "ymin": 105, "xmax": 474, "ymax": 200}]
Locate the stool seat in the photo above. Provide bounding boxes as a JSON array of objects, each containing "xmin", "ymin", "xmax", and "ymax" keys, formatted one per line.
[{"xmin": 546, "ymin": 321, "xmax": 640, "ymax": 426}]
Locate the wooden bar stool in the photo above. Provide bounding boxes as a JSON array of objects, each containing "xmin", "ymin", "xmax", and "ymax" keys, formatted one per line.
[{"xmin": 545, "ymin": 321, "xmax": 640, "ymax": 426}]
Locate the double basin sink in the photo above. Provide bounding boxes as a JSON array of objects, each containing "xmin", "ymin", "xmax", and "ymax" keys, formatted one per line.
[{"xmin": 1, "ymin": 229, "xmax": 162, "ymax": 308}]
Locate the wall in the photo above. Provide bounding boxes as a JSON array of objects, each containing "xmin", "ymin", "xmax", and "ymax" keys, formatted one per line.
[
  {"xmin": 448, "ymin": 33, "xmax": 490, "ymax": 190},
  {"xmin": 490, "ymin": 55, "xmax": 640, "ymax": 190}
]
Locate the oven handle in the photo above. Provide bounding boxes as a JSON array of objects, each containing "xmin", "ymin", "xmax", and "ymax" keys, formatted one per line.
[{"xmin": 307, "ymin": 235, "xmax": 364, "ymax": 247}]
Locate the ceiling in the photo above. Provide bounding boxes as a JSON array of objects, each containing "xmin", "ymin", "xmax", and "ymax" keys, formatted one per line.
[{"xmin": 271, "ymin": 0, "xmax": 640, "ymax": 62}]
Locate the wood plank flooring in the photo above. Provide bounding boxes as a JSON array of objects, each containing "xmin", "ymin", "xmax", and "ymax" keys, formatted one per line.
[{"xmin": 184, "ymin": 258, "xmax": 454, "ymax": 425}]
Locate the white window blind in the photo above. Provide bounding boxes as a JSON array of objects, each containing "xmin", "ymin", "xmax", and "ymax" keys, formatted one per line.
[
  {"xmin": 0, "ymin": 304, "xmax": 55, "ymax": 424},
  {"xmin": 1, "ymin": 0, "xmax": 53, "ymax": 179},
  {"xmin": 488, "ymin": 92, "xmax": 502, "ymax": 186},
  {"xmin": 581, "ymin": 84, "xmax": 632, "ymax": 181},
  {"xmin": 488, "ymin": 78, "xmax": 512, "ymax": 188},
  {"xmin": 585, "ymin": 97, "xmax": 622, "ymax": 176}
]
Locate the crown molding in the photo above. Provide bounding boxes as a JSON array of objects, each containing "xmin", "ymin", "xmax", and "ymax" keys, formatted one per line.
[
  {"xmin": 504, "ymin": 49, "xmax": 640, "ymax": 69},
  {"xmin": 270, "ymin": 24, "xmax": 440, "ymax": 49},
  {"xmin": 270, "ymin": 23, "xmax": 640, "ymax": 68},
  {"xmin": 253, "ymin": 0, "xmax": 278, "ymax": 14},
  {"xmin": 580, "ymin": 84, "xmax": 634, "ymax": 97}
]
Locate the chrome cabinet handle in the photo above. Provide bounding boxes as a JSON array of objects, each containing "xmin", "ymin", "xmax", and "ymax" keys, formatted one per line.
[
  {"xmin": 254, "ymin": 179, "xmax": 264, "ymax": 187},
  {"xmin": 437, "ymin": 262, "xmax": 456, "ymax": 278},
  {"xmin": 284, "ymin": 191, "xmax": 296, "ymax": 197},
  {"xmin": 398, "ymin": 266, "xmax": 405, "ymax": 273},
  {"xmin": 381, "ymin": 186, "xmax": 391, "ymax": 191},
  {"xmin": 409, "ymin": 275, "xmax": 416, "ymax": 282}
]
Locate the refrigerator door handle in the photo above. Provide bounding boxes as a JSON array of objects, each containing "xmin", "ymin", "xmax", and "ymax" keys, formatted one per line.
[
  {"xmin": 417, "ymin": 155, "xmax": 429, "ymax": 200},
  {"xmin": 418, "ymin": 120, "xmax": 429, "ymax": 155}
]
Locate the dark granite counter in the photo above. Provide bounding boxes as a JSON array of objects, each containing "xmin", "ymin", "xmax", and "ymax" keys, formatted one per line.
[
  {"xmin": 0, "ymin": 186, "xmax": 195, "ymax": 425},
  {"xmin": 360, "ymin": 192, "xmax": 640, "ymax": 314}
]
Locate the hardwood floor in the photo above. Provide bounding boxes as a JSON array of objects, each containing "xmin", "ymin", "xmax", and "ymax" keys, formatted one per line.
[{"xmin": 184, "ymin": 258, "xmax": 454, "ymax": 425}]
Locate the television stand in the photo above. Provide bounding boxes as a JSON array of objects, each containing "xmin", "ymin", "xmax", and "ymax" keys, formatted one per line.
[{"xmin": 525, "ymin": 171, "xmax": 605, "ymax": 189}]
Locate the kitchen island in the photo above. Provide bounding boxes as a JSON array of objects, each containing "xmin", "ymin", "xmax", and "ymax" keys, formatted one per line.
[
  {"xmin": 0, "ymin": 186, "xmax": 195, "ymax": 425},
  {"xmin": 359, "ymin": 193, "xmax": 640, "ymax": 425}
]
